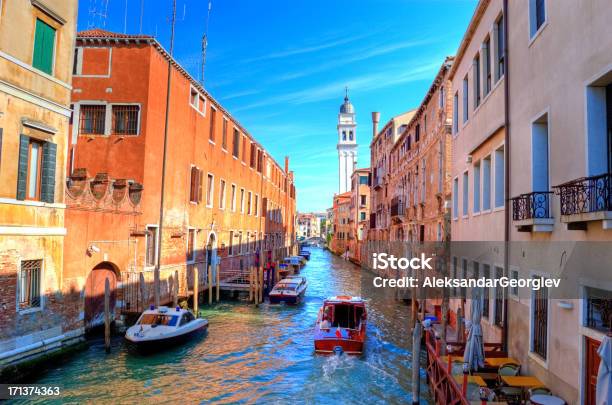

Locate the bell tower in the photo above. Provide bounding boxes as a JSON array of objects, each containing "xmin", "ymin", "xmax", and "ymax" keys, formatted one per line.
[{"xmin": 337, "ymin": 87, "xmax": 358, "ymax": 193}]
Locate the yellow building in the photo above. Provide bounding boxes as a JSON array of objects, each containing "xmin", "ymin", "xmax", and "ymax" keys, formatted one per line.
[{"xmin": 0, "ymin": 0, "xmax": 79, "ymax": 373}]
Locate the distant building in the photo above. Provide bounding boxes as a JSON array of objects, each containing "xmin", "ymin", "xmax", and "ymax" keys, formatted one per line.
[
  {"xmin": 330, "ymin": 192, "xmax": 351, "ymax": 256},
  {"xmin": 337, "ymin": 89, "xmax": 357, "ymax": 193},
  {"xmin": 348, "ymin": 168, "xmax": 371, "ymax": 265},
  {"xmin": 0, "ymin": 0, "xmax": 79, "ymax": 370},
  {"xmin": 368, "ymin": 110, "xmax": 416, "ymax": 242},
  {"xmin": 296, "ymin": 213, "xmax": 322, "ymax": 239}
]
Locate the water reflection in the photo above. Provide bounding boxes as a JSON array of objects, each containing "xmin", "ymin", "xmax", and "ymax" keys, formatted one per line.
[{"xmin": 25, "ymin": 248, "xmax": 430, "ymax": 404}]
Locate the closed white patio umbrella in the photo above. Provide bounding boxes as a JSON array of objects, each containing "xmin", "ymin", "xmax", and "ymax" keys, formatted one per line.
[
  {"xmin": 463, "ymin": 287, "xmax": 485, "ymax": 372},
  {"xmin": 597, "ymin": 335, "xmax": 612, "ymax": 405}
]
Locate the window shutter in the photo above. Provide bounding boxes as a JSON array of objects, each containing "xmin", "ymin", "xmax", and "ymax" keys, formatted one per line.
[
  {"xmin": 16, "ymin": 135, "xmax": 29, "ymax": 200},
  {"xmin": 41, "ymin": 142, "xmax": 57, "ymax": 203},
  {"xmin": 197, "ymin": 169, "xmax": 203, "ymax": 203},
  {"xmin": 33, "ymin": 19, "xmax": 55, "ymax": 75}
]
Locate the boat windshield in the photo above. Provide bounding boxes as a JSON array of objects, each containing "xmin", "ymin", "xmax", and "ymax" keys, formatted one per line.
[
  {"xmin": 276, "ymin": 283, "xmax": 297, "ymax": 291},
  {"xmin": 326, "ymin": 304, "xmax": 364, "ymax": 329},
  {"xmin": 138, "ymin": 314, "xmax": 179, "ymax": 326}
]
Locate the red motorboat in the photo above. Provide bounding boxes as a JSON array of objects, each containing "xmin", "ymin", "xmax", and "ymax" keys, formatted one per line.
[{"xmin": 314, "ymin": 296, "xmax": 367, "ymax": 355}]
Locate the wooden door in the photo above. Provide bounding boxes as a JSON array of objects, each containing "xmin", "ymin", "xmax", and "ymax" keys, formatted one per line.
[
  {"xmin": 84, "ymin": 264, "xmax": 117, "ymax": 330},
  {"xmin": 585, "ymin": 336, "xmax": 601, "ymax": 405}
]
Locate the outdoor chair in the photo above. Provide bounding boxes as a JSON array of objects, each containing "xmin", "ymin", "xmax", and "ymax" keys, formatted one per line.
[
  {"xmin": 526, "ymin": 386, "xmax": 553, "ymax": 404},
  {"xmin": 450, "ymin": 360, "xmax": 465, "ymax": 376},
  {"xmin": 496, "ymin": 363, "xmax": 522, "ymax": 403}
]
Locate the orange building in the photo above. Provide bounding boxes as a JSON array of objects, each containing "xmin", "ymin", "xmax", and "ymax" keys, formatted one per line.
[
  {"xmin": 330, "ymin": 192, "xmax": 351, "ymax": 256},
  {"xmin": 65, "ymin": 29, "xmax": 296, "ymax": 325},
  {"xmin": 348, "ymin": 168, "xmax": 370, "ymax": 264}
]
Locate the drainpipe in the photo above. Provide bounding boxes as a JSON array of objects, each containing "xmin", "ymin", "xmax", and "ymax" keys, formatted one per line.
[
  {"xmin": 155, "ymin": 0, "xmax": 177, "ymax": 308},
  {"xmin": 502, "ymin": 0, "xmax": 510, "ymax": 354}
]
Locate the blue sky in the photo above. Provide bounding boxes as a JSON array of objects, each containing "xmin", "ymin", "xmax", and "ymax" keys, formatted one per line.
[{"xmin": 78, "ymin": 0, "xmax": 477, "ymax": 212}]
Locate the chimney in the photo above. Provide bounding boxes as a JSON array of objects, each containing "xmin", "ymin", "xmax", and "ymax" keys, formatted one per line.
[
  {"xmin": 284, "ymin": 156, "xmax": 289, "ymax": 172},
  {"xmin": 372, "ymin": 112, "xmax": 380, "ymax": 138}
]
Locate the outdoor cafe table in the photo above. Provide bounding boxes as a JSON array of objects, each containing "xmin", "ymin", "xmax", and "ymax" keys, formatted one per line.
[
  {"xmin": 530, "ymin": 394, "xmax": 565, "ymax": 405},
  {"xmin": 485, "ymin": 357, "xmax": 520, "ymax": 367},
  {"xmin": 500, "ymin": 375, "xmax": 544, "ymax": 388},
  {"xmin": 454, "ymin": 374, "xmax": 487, "ymax": 387}
]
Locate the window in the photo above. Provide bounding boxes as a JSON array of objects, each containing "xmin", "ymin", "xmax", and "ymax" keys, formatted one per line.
[
  {"xmin": 19, "ymin": 259, "xmax": 42, "ymax": 310},
  {"xmin": 250, "ymin": 143, "xmax": 256, "ymax": 168},
  {"xmin": 415, "ymin": 124, "xmax": 420, "ymax": 142},
  {"xmin": 219, "ymin": 179, "xmax": 226, "ymax": 209},
  {"xmin": 232, "ymin": 129, "xmax": 240, "ymax": 158},
  {"xmin": 187, "ymin": 228, "xmax": 196, "ymax": 262},
  {"xmin": 146, "ymin": 226, "xmax": 158, "ymax": 267},
  {"xmin": 359, "ymin": 175, "xmax": 369, "ymax": 185},
  {"xmin": 238, "ymin": 232, "xmax": 243, "ymax": 254},
  {"xmin": 189, "ymin": 166, "xmax": 202, "ymax": 203},
  {"xmin": 529, "ymin": 0, "xmax": 546, "ymax": 38},
  {"xmin": 222, "ymin": 118, "xmax": 228, "ymax": 150},
  {"xmin": 453, "ymin": 92, "xmax": 459, "ymax": 134},
  {"xmin": 584, "ymin": 286, "xmax": 612, "ymax": 332},
  {"xmin": 209, "ymin": 107, "xmax": 216, "ymax": 142},
  {"xmin": 462, "ymin": 171, "xmax": 468, "ymax": 216},
  {"xmin": 473, "ymin": 54, "xmax": 481, "ymax": 108},
  {"xmin": 494, "ymin": 266, "xmax": 504, "ymax": 327},
  {"xmin": 32, "ymin": 19, "xmax": 56, "ymax": 75},
  {"xmin": 494, "ymin": 146, "xmax": 505, "ymax": 208},
  {"xmin": 482, "ymin": 264, "xmax": 490, "ymax": 319},
  {"xmin": 495, "ymin": 15, "xmax": 505, "ymax": 80},
  {"xmin": 247, "ymin": 191, "xmax": 252, "ymax": 214},
  {"xmin": 360, "ymin": 212, "xmax": 366, "ymax": 221},
  {"xmin": 112, "ymin": 105, "xmax": 140, "ymax": 135},
  {"xmin": 228, "ymin": 231, "xmax": 234, "ymax": 255},
  {"xmin": 483, "ymin": 37, "xmax": 492, "ymax": 95},
  {"xmin": 532, "ymin": 113, "xmax": 549, "ymax": 192},
  {"xmin": 206, "ymin": 174, "xmax": 214, "ymax": 207},
  {"xmin": 531, "ymin": 276, "xmax": 548, "ymax": 359},
  {"xmin": 240, "ymin": 188, "xmax": 245, "ymax": 213},
  {"xmin": 198, "ymin": 95, "xmax": 206, "ymax": 113},
  {"xmin": 483, "ymin": 156, "xmax": 492, "ymax": 210},
  {"xmin": 230, "ymin": 184, "xmax": 236, "ymax": 211},
  {"xmin": 26, "ymin": 139, "xmax": 43, "ymax": 200},
  {"xmin": 462, "ymin": 76, "xmax": 469, "ymax": 123},
  {"xmin": 79, "ymin": 105, "xmax": 106, "ymax": 135},
  {"xmin": 510, "ymin": 270, "xmax": 519, "ymax": 296},
  {"xmin": 360, "ymin": 195, "xmax": 367, "ymax": 206},
  {"xmin": 242, "ymin": 136, "xmax": 247, "ymax": 163},
  {"xmin": 439, "ymin": 86, "xmax": 445, "ymax": 108},
  {"xmin": 452, "ymin": 178, "xmax": 459, "ymax": 219},
  {"xmin": 190, "ymin": 88, "xmax": 199, "ymax": 107},
  {"xmin": 473, "ymin": 161, "xmax": 481, "ymax": 213}
]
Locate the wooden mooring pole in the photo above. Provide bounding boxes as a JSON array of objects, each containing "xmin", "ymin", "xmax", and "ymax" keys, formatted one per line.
[
  {"xmin": 104, "ymin": 277, "xmax": 111, "ymax": 354},
  {"xmin": 249, "ymin": 266, "xmax": 253, "ymax": 303},
  {"xmin": 173, "ymin": 270, "xmax": 179, "ymax": 307},
  {"xmin": 411, "ymin": 320, "xmax": 422, "ymax": 404},
  {"xmin": 193, "ymin": 267, "xmax": 199, "ymax": 316},
  {"xmin": 208, "ymin": 264, "xmax": 213, "ymax": 305},
  {"xmin": 215, "ymin": 262, "xmax": 220, "ymax": 302}
]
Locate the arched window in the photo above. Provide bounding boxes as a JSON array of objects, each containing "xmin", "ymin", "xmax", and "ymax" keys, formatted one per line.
[
  {"xmin": 342, "ymin": 131, "xmax": 346, "ymax": 141},
  {"xmin": 349, "ymin": 131, "xmax": 354, "ymax": 140}
]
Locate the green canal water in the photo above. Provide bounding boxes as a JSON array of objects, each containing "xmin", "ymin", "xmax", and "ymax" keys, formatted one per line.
[{"xmin": 25, "ymin": 247, "xmax": 430, "ymax": 404}]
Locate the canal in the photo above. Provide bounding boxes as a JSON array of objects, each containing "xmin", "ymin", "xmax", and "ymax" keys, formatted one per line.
[{"xmin": 26, "ymin": 247, "xmax": 430, "ymax": 404}]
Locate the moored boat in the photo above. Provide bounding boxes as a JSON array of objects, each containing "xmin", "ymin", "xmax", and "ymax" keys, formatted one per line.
[
  {"xmin": 125, "ymin": 306, "xmax": 208, "ymax": 352},
  {"xmin": 269, "ymin": 276, "xmax": 308, "ymax": 304},
  {"xmin": 314, "ymin": 296, "xmax": 367, "ymax": 355},
  {"xmin": 299, "ymin": 249, "xmax": 311, "ymax": 260}
]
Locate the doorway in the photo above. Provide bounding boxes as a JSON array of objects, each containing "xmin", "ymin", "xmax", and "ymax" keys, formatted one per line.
[{"xmin": 84, "ymin": 262, "xmax": 118, "ymax": 330}]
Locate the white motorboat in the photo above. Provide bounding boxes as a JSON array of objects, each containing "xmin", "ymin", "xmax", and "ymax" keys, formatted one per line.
[{"xmin": 125, "ymin": 305, "xmax": 208, "ymax": 352}]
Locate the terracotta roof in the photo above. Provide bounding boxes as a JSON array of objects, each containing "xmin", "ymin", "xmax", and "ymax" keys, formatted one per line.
[{"xmin": 77, "ymin": 29, "xmax": 152, "ymax": 39}]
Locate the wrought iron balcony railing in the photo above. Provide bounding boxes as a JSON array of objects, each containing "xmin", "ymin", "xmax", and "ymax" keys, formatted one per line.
[
  {"xmin": 510, "ymin": 191, "xmax": 553, "ymax": 221},
  {"xmin": 553, "ymin": 173, "xmax": 612, "ymax": 216}
]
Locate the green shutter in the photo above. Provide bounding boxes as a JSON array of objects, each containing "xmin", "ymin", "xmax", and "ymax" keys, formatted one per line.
[
  {"xmin": 33, "ymin": 19, "xmax": 55, "ymax": 75},
  {"xmin": 16, "ymin": 135, "xmax": 29, "ymax": 200},
  {"xmin": 40, "ymin": 142, "xmax": 57, "ymax": 203}
]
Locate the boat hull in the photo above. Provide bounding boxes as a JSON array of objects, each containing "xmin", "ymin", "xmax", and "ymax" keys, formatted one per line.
[
  {"xmin": 125, "ymin": 321, "xmax": 208, "ymax": 353},
  {"xmin": 269, "ymin": 290, "xmax": 305, "ymax": 305},
  {"xmin": 314, "ymin": 336, "xmax": 364, "ymax": 355}
]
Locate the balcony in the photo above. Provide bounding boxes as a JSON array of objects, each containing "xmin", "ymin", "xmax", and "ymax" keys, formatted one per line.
[
  {"xmin": 390, "ymin": 198, "xmax": 405, "ymax": 223},
  {"xmin": 509, "ymin": 191, "xmax": 554, "ymax": 232},
  {"xmin": 372, "ymin": 176, "xmax": 383, "ymax": 190},
  {"xmin": 553, "ymin": 173, "xmax": 612, "ymax": 230}
]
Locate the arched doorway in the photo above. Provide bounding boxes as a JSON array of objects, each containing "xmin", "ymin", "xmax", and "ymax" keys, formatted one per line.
[
  {"xmin": 84, "ymin": 261, "xmax": 119, "ymax": 330},
  {"xmin": 205, "ymin": 232, "xmax": 217, "ymax": 284}
]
